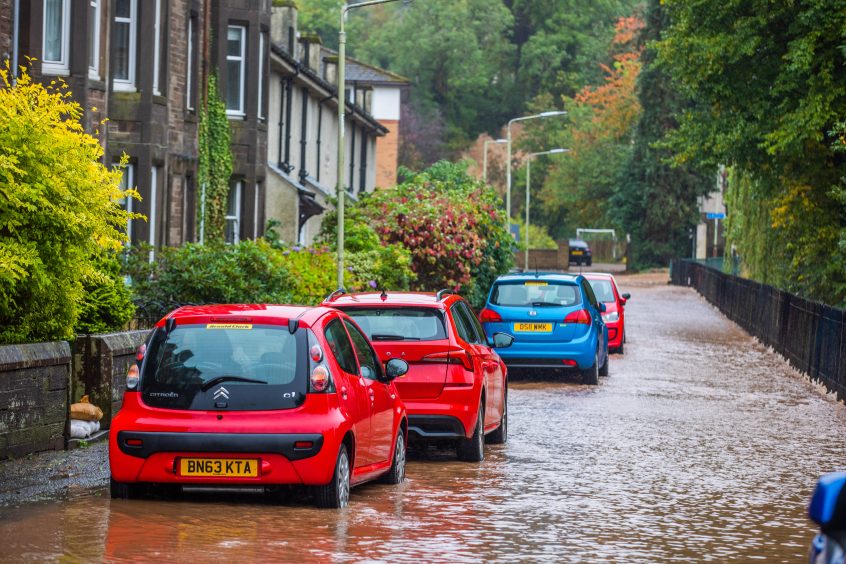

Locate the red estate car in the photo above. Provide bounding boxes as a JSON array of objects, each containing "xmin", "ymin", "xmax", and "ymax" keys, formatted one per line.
[
  {"xmin": 325, "ymin": 290, "xmax": 513, "ymax": 462},
  {"xmin": 109, "ymin": 304, "xmax": 409, "ymax": 508},
  {"xmin": 585, "ymin": 273, "xmax": 630, "ymax": 354}
]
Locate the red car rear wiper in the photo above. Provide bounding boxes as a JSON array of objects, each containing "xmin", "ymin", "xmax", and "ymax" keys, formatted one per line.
[{"xmin": 200, "ymin": 375, "xmax": 268, "ymax": 391}]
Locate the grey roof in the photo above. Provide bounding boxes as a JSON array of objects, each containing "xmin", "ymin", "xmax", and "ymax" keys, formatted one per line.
[{"xmin": 320, "ymin": 47, "xmax": 409, "ymax": 85}]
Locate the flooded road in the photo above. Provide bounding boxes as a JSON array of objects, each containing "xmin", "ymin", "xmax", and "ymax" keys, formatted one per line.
[{"xmin": 2, "ymin": 273, "xmax": 846, "ymax": 562}]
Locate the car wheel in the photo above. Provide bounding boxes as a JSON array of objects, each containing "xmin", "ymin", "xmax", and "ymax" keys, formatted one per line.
[
  {"xmin": 315, "ymin": 445, "xmax": 351, "ymax": 509},
  {"xmin": 110, "ymin": 477, "xmax": 143, "ymax": 500},
  {"xmin": 582, "ymin": 351, "xmax": 599, "ymax": 385},
  {"xmin": 381, "ymin": 430, "xmax": 406, "ymax": 485},
  {"xmin": 587, "ymin": 259, "xmax": 592, "ymax": 266},
  {"xmin": 457, "ymin": 404, "xmax": 485, "ymax": 462},
  {"xmin": 486, "ymin": 389, "xmax": 507, "ymax": 445},
  {"xmin": 617, "ymin": 339, "xmax": 625, "ymax": 354},
  {"xmin": 599, "ymin": 350, "xmax": 609, "ymax": 376}
]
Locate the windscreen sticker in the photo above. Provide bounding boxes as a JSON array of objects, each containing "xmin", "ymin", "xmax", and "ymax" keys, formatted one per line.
[
  {"xmin": 524, "ymin": 281, "xmax": 548, "ymax": 286},
  {"xmin": 206, "ymin": 323, "xmax": 253, "ymax": 330}
]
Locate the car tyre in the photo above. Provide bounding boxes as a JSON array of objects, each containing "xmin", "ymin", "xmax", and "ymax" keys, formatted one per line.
[
  {"xmin": 457, "ymin": 404, "xmax": 485, "ymax": 462},
  {"xmin": 582, "ymin": 352, "xmax": 599, "ymax": 385},
  {"xmin": 599, "ymin": 350, "xmax": 609, "ymax": 376},
  {"xmin": 110, "ymin": 477, "xmax": 143, "ymax": 500},
  {"xmin": 486, "ymin": 389, "xmax": 507, "ymax": 445},
  {"xmin": 380, "ymin": 430, "xmax": 406, "ymax": 485},
  {"xmin": 315, "ymin": 445, "xmax": 351, "ymax": 509},
  {"xmin": 587, "ymin": 258, "xmax": 592, "ymax": 266}
]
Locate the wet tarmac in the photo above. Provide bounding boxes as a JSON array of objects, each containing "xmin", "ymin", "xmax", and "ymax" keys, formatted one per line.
[{"xmin": 2, "ymin": 272, "xmax": 845, "ymax": 562}]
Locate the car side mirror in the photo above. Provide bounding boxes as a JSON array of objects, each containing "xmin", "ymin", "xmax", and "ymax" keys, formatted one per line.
[
  {"xmin": 599, "ymin": 302, "xmax": 607, "ymax": 312},
  {"xmin": 809, "ymin": 472, "xmax": 846, "ymax": 531},
  {"xmin": 385, "ymin": 358, "xmax": 409, "ymax": 380},
  {"xmin": 622, "ymin": 293, "xmax": 631, "ymax": 300},
  {"xmin": 488, "ymin": 332, "xmax": 514, "ymax": 349}
]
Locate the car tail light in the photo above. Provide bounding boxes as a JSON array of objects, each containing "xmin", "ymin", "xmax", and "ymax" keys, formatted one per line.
[
  {"xmin": 561, "ymin": 359, "xmax": 578, "ymax": 367},
  {"xmin": 126, "ymin": 364, "xmax": 140, "ymax": 390},
  {"xmin": 310, "ymin": 365, "xmax": 331, "ymax": 392},
  {"xmin": 479, "ymin": 308, "xmax": 502, "ymax": 323},
  {"xmin": 126, "ymin": 438, "xmax": 143, "ymax": 447},
  {"xmin": 564, "ymin": 309, "xmax": 591, "ymax": 325},
  {"xmin": 294, "ymin": 441, "xmax": 314, "ymax": 449},
  {"xmin": 135, "ymin": 343, "xmax": 146, "ymax": 362},
  {"xmin": 422, "ymin": 349, "xmax": 474, "ymax": 371},
  {"xmin": 310, "ymin": 345, "xmax": 323, "ymax": 362}
]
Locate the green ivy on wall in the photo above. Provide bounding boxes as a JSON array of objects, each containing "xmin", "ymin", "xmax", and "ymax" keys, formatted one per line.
[{"xmin": 198, "ymin": 73, "xmax": 233, "ymax": 245}]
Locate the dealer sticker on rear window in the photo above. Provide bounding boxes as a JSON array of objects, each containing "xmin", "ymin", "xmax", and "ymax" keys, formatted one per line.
[
  {"xmin": 524, "ymin": 281, "xmax": 548, "ymax": 286},
  {"xmin": 206, "ymin": 324, "xmax": 253, "ymax": 330}
]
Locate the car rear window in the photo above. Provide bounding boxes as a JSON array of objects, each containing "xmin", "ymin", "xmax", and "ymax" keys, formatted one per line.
[
  {"xmin": 341, "ymin": 307, "xmax": 447, "ymax": 341},
  {"xmin": 588, "ymin": 279, "xmax": 615, "ymax": 302},
  {"xmin": 140, "ymin": 324, "xmax": 307, "ymax": 411},
  {"xmin": 490, "ymin": 281, "xmax": 582, "ymax": 307}
]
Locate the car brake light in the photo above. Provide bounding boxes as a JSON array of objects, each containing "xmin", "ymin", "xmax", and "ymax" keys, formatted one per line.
[
  {"xmin": 564, "ymin": 309, "xmax": 591, "ymax": 325},
  {"xmin": 135, "ymin": 343, "xmax": 146, "ymax": 362},
  {"xmin": 310, "ymin": 365, "xmax": 331, "ymax": 392},
  {"xmin": 126, "ymin": 364, "xmax": 140, "ymax": 390},
  {"xmin": 422, "ymin": 350, "xmax": 474, "ymax": 371},
  {"xmin": 310, "ymin": 345, "xmax": 323, "ymax": 362},
  {"xmin": 561, "ymin": 359, "xmax": 578, "ymax": 367},
  {"xmin": 479, "ymin": 308, "xmax": 502, "ymax": 323}
]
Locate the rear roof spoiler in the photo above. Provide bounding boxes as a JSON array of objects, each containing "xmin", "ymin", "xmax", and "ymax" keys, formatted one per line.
[
  {"xmin": 325, "ymin": 288, "xmax": 347, "ymax": 302},
  {"xmin": 436, "ymin": 289, "xmax": 454, "ymax": 301}
]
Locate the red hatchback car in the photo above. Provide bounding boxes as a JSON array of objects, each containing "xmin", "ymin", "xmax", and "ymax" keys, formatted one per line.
[
  {"xmin": 109, "ymin": 304, "xmax": 409, "ymax": 508},
  {"xmin": 325, "ymin": 290, "xmax": 513, "ymax": 462},
  {"xmin": 585, "ymin": 273, "xmax": 630, "ymax": 353}
]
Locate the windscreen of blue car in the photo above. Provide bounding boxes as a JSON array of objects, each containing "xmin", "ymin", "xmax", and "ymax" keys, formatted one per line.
[
  {"xmin": 140, "ymin": 324, "xmax": 307, "ymax": 410},
  {"xmin": 342, "ymin": 308, "xmax": 447, "ymax": 341},
  {"xmin": 490, "ymin": 282, "xmax": 582, "ymax": 307}
]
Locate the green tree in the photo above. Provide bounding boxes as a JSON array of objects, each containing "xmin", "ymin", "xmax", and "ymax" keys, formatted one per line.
[
  {"xmin": 655, "ymin": 0, "xmax": 846, "ymax": 302},
  {"xmin": 613, "ymin": 0, "xmax": 712, "ymax": 267},
  {"xmin": 0, "ymin": 66, "xmax": 136, "ymax": 343}
]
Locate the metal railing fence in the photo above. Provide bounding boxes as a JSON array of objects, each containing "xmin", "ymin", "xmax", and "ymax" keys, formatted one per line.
[{"xmin": 671, "ymin": 260, "xmax": 846, "ymax": 400}]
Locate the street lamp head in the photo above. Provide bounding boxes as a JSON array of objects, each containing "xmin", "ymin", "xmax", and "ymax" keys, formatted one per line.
[
  {"xmin": 496, "ymin": 138, "xmax": 507, "ymax": 143},
  {"xmin": 548, "ymin": 148, "xmax": 570, "ymax": 154},
  {"xmin": 539, "ymin": 110, "xmax": 567, "ymax": 118}
]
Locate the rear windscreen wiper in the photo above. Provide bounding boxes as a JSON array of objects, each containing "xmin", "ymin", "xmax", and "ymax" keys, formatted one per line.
[
  {"xmin": 532, "ymin": 301, "xmax": 564, "ymax": 307},
  {"xmin": 371, "ymin": 334, "xmax": 421, "ymax": 341},
  {"xmin": 200, "ymin": 375, "xmax": 268, "ymax": 391}
]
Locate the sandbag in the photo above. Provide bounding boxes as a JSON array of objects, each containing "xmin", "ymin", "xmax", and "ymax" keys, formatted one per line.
[
  {"xmin": 69, "ymin": 419, "xmax": 90, "ymax": 439},
  {"xmin": 70, "ymin": 394, "xmax": 103, "ymax": 422}
]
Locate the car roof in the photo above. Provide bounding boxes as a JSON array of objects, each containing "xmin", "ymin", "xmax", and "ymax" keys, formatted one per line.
[
  {"xmin": 495, "ymin": 272, "xmax": 582, "ymax": 284},
  {"xmin": 163, "ymin": 304, "xmax": 333, "ymax": 326},
  {"xmin": 327, "ymin": 292, "xmax": 455, "ymax": 308},
  {"xmin": 584, "ymin": 273, "xmax": 617, "ymax": 280}
]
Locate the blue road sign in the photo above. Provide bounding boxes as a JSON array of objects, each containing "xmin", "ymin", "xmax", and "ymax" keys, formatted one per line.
[{"xmin": 706, "ymin": 212, "xmax": 726, "ymax": 220}]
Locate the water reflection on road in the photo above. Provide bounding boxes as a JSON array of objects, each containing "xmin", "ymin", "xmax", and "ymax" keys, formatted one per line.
[{"xmin": 2, "ymin": 274, "xmax": 846, "ymax": 562}]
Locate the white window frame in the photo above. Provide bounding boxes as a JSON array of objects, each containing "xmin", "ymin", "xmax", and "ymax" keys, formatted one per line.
[
  {"xmin": 88, "ymin": 0, "xmax": 100, "ymax": 79},
  {"xmin": 225, "ymin": 181, "xmax": 242, "ymax": 244},
  {"xmin": 149, "ymin": 166, "xmax": 159, "ymax": 262},
  {"xmin": 116, "ymin": 162, "xmax": 135, "ymax": 244},
  {"xmin": 42, "ymin": 0, "xmax": 71, "ymax": 76},
  {"xmin": 152, "ymin": 0, "xmax": 162, "ymax": 95},
  {"xmin": 113, "ymin": 0, "xmax": 137, "ymax": 92},
  {"xmin": 225, "ymin": 25, "xmax": 247, "ymax": 118},
  {"xmin": 258, "ymin": 32, "xmax": 266, "ymax": 120},
  {"xmin": 186, "ymin": 16, "xmax": 195, "ymax": 110}
]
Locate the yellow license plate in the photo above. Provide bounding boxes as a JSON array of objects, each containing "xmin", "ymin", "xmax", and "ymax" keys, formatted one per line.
[
  {"xmin": 571, "ymin": 250, "xmax": 583, "ymax": 255},
  {"xmin": 514, "ymin": 323, "xmax": 553, "ymax": 332},
  {"xmin": 179, "ymin": 458, "xmax": 259, "ymax": 477}
]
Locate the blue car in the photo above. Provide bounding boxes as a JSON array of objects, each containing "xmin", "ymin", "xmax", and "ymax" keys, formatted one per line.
[
  {"xmin": 479, "ymin": 273, "xmax": 609, "ymax": 384},
  {"xmin": 809, "ymin": 472, "xmax": 846, "ymax": 564}
]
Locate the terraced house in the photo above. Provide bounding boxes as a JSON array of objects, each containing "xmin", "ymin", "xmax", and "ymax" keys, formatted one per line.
[{"xmin": 0, "ymin": 0, "xmax": 404, "ymax": 248}]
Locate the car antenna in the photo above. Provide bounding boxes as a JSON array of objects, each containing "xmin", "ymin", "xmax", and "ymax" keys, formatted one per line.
[{"xmin": 380, "ymin": 289, "xmax": 388, "ymax": 301}]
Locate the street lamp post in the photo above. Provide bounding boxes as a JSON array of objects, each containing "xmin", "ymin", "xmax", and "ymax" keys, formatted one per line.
[
  {"xmin": 506, "ymin": 111, "xmax": 567, "ymax": 229},
  {"xmin": 524, "ymin": 148, "xmax": 570, "ymax": 271},
  {"xmin": 337, "ymin": 0, "xmax": 403, "ymax": 289},
  {"xmin": 482, "ymin": 138, "xmax": 506, "ymax": 184}
]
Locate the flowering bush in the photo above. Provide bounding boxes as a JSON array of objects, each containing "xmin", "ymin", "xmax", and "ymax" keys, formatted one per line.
[{"xmin": 361, "ymin": 161, "xmax": 514, "ymax": 309}]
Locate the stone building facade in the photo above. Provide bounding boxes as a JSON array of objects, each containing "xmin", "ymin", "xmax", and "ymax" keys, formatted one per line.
[{"xmin": 1, "ymin": 0, "xmax": 398, "ymax": 249}]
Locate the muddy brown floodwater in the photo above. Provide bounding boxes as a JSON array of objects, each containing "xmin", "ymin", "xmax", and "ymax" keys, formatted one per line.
[{"xmin": 2, "ymin": 272, "xmax": 846, "ymax": 562}]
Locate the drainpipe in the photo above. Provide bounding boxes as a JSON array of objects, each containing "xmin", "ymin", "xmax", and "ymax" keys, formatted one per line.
[{"xmin": 11, "ymin": 0, "xmax": 20, "ymax": 81}]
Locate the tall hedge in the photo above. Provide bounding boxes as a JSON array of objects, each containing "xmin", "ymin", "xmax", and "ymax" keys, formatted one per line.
[{"xmin": 0, "ymin": 67, "xmax": 135, "ymax": 343}]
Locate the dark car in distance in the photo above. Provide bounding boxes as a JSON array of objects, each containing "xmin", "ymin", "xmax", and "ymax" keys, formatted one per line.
[{"xmin": 568, "ymin": 239, "xmax": 592, "ymax": 266}]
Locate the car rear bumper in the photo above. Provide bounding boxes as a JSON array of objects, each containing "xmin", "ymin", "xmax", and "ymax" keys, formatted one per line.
[
  {"xmin": 495, "ymin": 338, "xmax": 597, "ymax": 370},
  {"xmin": 402, "ymin": 387, "xmax": 480, "ymax": 440}
]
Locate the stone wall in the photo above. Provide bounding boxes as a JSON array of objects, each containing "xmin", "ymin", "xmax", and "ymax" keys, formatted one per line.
[
  {"xmin": 514, "ymin": 243, "xmax": 570, "ymax": 272},
  {"xmin": 0, "ymin": 342, "xmax": 71, "ymax": 459}
]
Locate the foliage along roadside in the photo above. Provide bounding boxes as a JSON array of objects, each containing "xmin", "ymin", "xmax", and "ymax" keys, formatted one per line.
[{"xmin": 0, "ymin": 65, "xmax": 137, "ymax": 344}]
